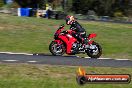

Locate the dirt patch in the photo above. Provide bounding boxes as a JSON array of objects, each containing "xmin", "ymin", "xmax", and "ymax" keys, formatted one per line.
[
  {"xmin": 127, "ymin": 26, "xmax": 132, "ymax": 28},
  {"xmin": 0, "ymin": 26, "xmax": 4, "ymax": 30}
]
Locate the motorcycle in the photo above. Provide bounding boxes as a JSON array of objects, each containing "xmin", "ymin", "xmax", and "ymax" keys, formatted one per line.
[{"xmin": 49, "ymin": 24, "xmax": 102, "ymax": 58}]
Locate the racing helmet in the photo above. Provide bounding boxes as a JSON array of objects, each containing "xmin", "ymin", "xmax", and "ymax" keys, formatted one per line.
[{"xmin": 65, "ymin": 15, "xmax": 75, "ymax": 25}]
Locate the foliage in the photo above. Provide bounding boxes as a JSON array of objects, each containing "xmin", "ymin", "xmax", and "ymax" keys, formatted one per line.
[
  {"xmin": 2, "ymin": 2, "xmax": 19, "ymax": 9},
  {"xmin": 114, "ymin": 11, "xmax": 124, "ymax": 17},
  {"xmin": 14, "ymin": 0, "xmax": 46, "ymax": 8},
  {"xmin": 0, "ymin": 0, "xmax": 4, "ymax": 7},
  {"xmin": 38, "ymin": 0, "xmax": 46, "ymax": 9},
  {"xmin": 12, "ymin": 0, "xmax": 131, "ymax": 17},
  {"xmin": 72, "ymin": 0, "xmax": 131, "ymax": 16},
  {"xmin": 48, "ymin": 0, "xmax": 62, "ymax": 9},
  {"xmin": 72, "ymin": 0, "xmax": 93, "ymax": 14}
]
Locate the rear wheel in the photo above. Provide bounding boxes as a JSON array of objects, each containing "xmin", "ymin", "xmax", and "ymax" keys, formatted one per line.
[
  {"xmin": 86, "ymin": 42, "xmax": 102, "ymax": 58},
  {"xmin": 49, "ymin": 41, "xmax": 66, "ymax": 56}
]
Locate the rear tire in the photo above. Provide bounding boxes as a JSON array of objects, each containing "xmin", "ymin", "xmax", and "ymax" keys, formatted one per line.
[
  {"xmin": 49, "ymin": 41, "xmax": 66, "ymax": 56},
  {"xmin": 86, "ymin": 42, "xmax": 102, "ymax": 58}
]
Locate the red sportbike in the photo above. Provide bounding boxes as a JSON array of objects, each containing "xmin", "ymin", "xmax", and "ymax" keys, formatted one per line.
[{"xmin": 49, "ymin": 24, "xmax": 102, "ymax": 58}]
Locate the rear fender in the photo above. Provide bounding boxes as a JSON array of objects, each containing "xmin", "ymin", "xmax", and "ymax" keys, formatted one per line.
[{"xmin": 88, "ymin": 33, "xmax": 97, "ymax": 39}]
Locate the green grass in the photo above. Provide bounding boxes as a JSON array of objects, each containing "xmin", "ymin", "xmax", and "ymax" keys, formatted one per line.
[
  {"xmin": 0, "ymin": 14, "xmax": 132, "ymax": 59},
  {"xmin": 0, "ymin": 64, "xmax": 131, "ymax": 88}
]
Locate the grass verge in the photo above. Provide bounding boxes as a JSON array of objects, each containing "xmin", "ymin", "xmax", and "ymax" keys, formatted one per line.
[{"xmin": 0, "ymin": 64, "xmax": 131, "ymax": 88}]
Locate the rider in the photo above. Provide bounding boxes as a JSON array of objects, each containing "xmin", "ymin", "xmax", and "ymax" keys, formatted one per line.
[{"xmin": 65, "ymin": 15, "xmax": 88, "ymax": 46}]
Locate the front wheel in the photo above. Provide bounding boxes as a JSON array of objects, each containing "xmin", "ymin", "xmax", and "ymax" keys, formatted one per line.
[
  {"xmin": 49, "ymin": 41, "xmax": 66, "ymax": 56},
  {"xmin": 86, "ymin": 42, "xmax": 102, "ymax": 58}
]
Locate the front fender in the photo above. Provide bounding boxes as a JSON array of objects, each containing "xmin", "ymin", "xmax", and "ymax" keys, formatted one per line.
[{"xmin": 53, "ymin": 40, "xmax": 63, "ymax": 44}]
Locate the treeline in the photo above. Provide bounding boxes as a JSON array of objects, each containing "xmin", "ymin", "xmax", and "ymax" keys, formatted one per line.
[
  {"xmin": 72, "ymin": 0, "xmax": 131, "ymax": 17},
  {"xmin": 0, "ymin": 0, "xmax": 4, "ymax": 7},
  {"xmin": 0, "ymin": 0, "xmax": 131, "ymax": 17}
]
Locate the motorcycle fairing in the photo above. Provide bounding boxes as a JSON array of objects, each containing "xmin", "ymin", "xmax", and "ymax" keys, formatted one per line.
[{"xmin": 57, "ymin": 34, "xmax": 77, "ymax": 54}]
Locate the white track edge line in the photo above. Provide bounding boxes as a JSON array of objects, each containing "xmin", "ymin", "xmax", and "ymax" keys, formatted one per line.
[
  {"xmin": 0, "ymin": 52, "xmax": 33, "ymax": 55},
  {"xmin": 3, "ymin": 60, "xmax": 18, "ymax": 62},
  {"xmin": 99, "ymin": 58, "xmax": 111, "ymax": 59},
  {"xmin": 80, "ymin": 56, "xmax": 131, "ymax": 61},
  {"xmin": 27, "ymin": 61, "xmax": 37, "ymax": 63},
  {"xmin": 0, "ymin": 52, "xmax": 131, "ymax": 61},
  {"xmin": 115, "ymin": 59, "xmax": 130, "ymax": 60}
]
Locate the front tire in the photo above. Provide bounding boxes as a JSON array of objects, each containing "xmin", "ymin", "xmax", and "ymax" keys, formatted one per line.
[
  {"xmin": 49, "ymin": 41, "xmax": 66, "ymax": 56},
  {"xmin": 86, "ymin": 42, "xmax": 102, "ymax": 58}
]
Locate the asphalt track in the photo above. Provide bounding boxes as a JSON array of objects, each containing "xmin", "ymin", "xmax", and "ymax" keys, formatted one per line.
[{"xmin": 0, "ymin": 53, "xmax": 132, "ymax": 67}]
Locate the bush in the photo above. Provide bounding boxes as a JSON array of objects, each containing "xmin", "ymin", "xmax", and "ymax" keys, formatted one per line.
[
  {"xmin": 87, "ymin": 15, "xmax": 99, "ymax": 20},
  {"xmin": 114, "ymin": 11, "xmax": 124, "ymax": 17},
  {"xmin": 113, "ymin": 17, "xmax": 129, "ymax": 22},
  {"xmin": 0, "ymin": 0, "xmax": 4, "ymax": 7},
  {"xmin": 74, "ymin": 14, "xmax": 87, "ymax": 20},
  {"xmin": 1, "ymin": 2, "xmax": 19, "ymax": 10}
]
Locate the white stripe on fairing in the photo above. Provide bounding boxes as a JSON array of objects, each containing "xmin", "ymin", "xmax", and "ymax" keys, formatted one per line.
[
  {"xmin": 0, "ymin": 52, "xmax": 33, "ymax": 55},
  {"xmin": 3, "ymin": 60, "xmax": 18, "ymax": 62},
  {"xmin": 27, "ymin": 61, "xmax": 37, "ymax": 63}
]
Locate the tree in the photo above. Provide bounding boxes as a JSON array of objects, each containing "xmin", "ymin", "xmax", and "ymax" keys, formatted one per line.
[
  {"xmin": 92, "ymin": 0, "xmax": 114, "ymax": 16},
  {"xmin": 48, "ymin": 0, "xmax": 62, "ymax": 10},
  {"xmin": 72, "ymin": 0, "xmax": 94, "ymax": 14},
  {"xmin": 72, "ymin": 0, "xmax": 131, "ymax": 16},
  {"xmin": 127, "ymin": 0, "xmax": 132, "ymax": 16},
  {"xmin": 14, "ymin": 0, "xmax": 46, "ymax": 8},
  {"xmin": 0, "ymin": 0, "xmax": 4, "ymax": 7}
]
